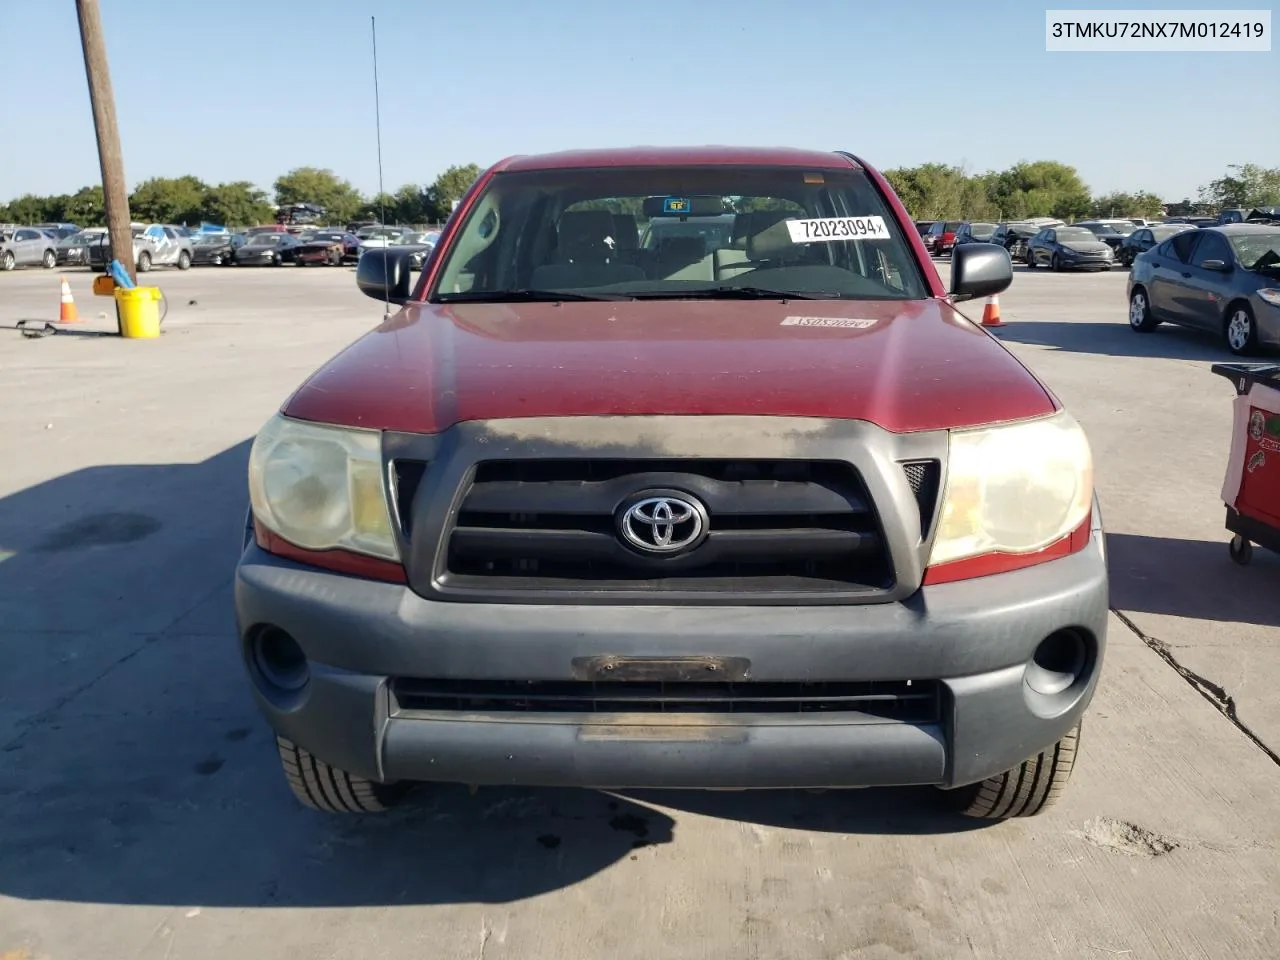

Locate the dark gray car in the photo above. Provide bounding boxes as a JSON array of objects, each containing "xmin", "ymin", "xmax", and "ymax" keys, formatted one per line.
[
  {"xmin": 1126, "ymin": 224, "xmax": 1280, "ymax": 355},
  {"xmin": 1025, "ymin": 225, "xmax": 1115, "ymax": 271}
]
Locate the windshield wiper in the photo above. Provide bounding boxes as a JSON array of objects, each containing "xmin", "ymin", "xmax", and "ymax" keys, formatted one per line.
[
  {"xmin": 436, "ymin": 289, "xmax": 633, "ymax": 303},
  {"xmin": 627, "ymin": 286, "xmax": 830, "ymax": 300}
]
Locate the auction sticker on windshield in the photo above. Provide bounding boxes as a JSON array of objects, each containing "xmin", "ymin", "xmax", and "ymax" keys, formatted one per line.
[{"xmin": 787, "ymin": 216, "xmax": 890, "ymax": 243}]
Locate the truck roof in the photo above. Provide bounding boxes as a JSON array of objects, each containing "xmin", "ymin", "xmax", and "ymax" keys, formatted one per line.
[{"xmin": 498, "ymin": 146, "xmax": 862, "ymax": 173}]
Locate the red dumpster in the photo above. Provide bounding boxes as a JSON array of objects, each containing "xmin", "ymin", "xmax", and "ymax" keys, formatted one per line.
[{"xmin": 1211, "ymin": 362, "xmax": 1280, "ymax": 565}]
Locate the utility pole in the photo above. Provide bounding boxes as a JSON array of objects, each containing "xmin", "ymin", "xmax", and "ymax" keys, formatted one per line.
[{"xmin": 75, "ymin": 0, "xmax": 135, "ymax": 284}]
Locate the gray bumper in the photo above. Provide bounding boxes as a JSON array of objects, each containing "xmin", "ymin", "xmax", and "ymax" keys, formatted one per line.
[{"xmin": 234, "ymin": 516, "xmax": 1108, "ymax": 791}]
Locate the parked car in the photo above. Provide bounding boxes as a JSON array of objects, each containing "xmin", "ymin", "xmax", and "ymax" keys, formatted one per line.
[
  {"xmin": 1072, "ymin": 219, "xmax": 1136, "ymax": 258},
  {"xmin": 0, "ymin": 225, "xmax": 60, "ymax": 270},
  {"xmin": 355, "ymin": 225, "xmax": 415, "ymax": 251},
  {"xmin": 232, "ymin": 232, "xmax": 301, "ymax": 266},
  {"xmin": 1127, "ymin": 224, "xmax": 1280, "ymax": 355},
  {"xmin": 86, "ymin": 223, "xmax": 194, "ymax": 272},
  {"xmin": 1117, "ymin": 223, "xmax": 1196, "ymax": 267},
  {"xmin": 35, "ymin": 222, "xmax": 81, "ymax": 240},
  {"xmin": 191, "ymin": 233, "xmax": 238, "ymax": 266},
  {"xmin": 293, "ymin": 231, "xmax": 356, "ymax": 266},
  {"xmin": 1025, "ymin": 225, "xmax": 1115, "ymax": 271},
  {"xmin": 914, "ymin": 220, "xmax": 936, "ymax": 238},
  {"xmin": 391, "ymin": 231, "xmax": 440, "ymax": 269},
  {"xmin": 952, "ymin": 221, "xmax": 997, "ymax": 247},
  {"xmin": 1164, "ymin": 216, "xmax": 1219, "ymax": 228},
  {"xmin": 245, "ymin": 224, "xmax": 289, "ymax": 237},
  {"xmin": 922, "ymin": 219, "xmax": 961, "ymax": 256},
  {"xmin": 236, "ymin": 145, "xmax": 1106, "ymax": 821},
  {"xmin": 55, "ymin": 228, "xmax": 106, "ymax": 266},
  {"xmin": 988, "ymin": 221, "xmax": 1041, "ymax": 262}
]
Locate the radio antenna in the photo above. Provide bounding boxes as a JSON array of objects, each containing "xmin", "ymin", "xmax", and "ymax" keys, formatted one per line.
[{"xmin": 371, "ymin": 15, "xmax": 390, "ymax": 320}]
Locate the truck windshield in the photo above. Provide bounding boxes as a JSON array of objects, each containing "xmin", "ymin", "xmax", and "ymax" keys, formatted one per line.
[{"xmin": 429, "ymin": 166, "xmax": 928, "ymax": 302}]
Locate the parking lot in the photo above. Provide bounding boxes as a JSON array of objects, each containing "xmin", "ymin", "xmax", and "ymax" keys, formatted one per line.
[{"xmin": 1, "ymin": 263, "xmax": 1277, "ymax": 959}]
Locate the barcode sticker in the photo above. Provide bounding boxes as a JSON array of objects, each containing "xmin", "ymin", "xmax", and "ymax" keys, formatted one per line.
[{"xmin": 781, "ymin": 316, "xmax": 878, "ymax": 328}]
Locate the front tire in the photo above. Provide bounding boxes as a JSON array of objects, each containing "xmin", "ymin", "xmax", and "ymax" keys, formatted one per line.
[
  {"xmin": 137, "ymin": 251, "xmax": 152, "ymax": 273},
  {"xmin": 177, "ymin": 250, "xmax": 191, "ymax": 270},
  {"xmin": 1129, "ymin": 288, "xmax": 1159, "ymax": 332},
  {"xmin": 1, "ymin": 251, "xmax": 15, "ymax": 271},
  {"xmin": 276, "ymin": 736, "xmax": 410, "ymax": 813},
  {"xmin": 42, "ymin": 250, "xmax": 57, "ymax": 269},
  {"xmin": 1224, "ymin": 303, "xmax": 1259, "ymax": 356},
  {"xmin": 1025, "ymin": 248, "xmax": 1036, "ymax": 269},
  {"xmin": 946, "ymin": 723, "xmax": 1081, "ymax": 819},
  {"xmin": 1051, "ymin": 253, "xmax": 1063, "ymax": 272}
]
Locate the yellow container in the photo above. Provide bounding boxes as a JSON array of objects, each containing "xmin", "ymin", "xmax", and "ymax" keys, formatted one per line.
[{"xmin": 115, "ymin": 286, "xmax": 162, "ymax": 339}]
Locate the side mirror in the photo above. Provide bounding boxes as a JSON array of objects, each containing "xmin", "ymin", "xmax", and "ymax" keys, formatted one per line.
[
  {"xmin": 949, "ymin": 242, "xmax": 1012, "ymax": 301},
  {"xmin": 356, "ymin": 248, "xmax": 414, "ymax": 304},
  {"xmin": 1200, "ymin": 259, "xmax": 1230, "ymax": 272}
]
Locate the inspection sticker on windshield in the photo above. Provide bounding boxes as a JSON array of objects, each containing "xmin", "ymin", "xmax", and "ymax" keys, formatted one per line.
[
  {"xmin": 781, "ymin": 316, "xmax": 878, "ymax": 328},
  {"xmin": 787, "ymin": 216, "xmax": 890, "ymax": 243}
]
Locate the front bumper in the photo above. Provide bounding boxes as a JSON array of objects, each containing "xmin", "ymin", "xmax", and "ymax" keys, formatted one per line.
[
  {"xmin": 234, "ymin": 509, "xmax": 1109, "ymax": 791},
  {"xmin": 1059, "ymin": 256, "xmax": 1114, "ymax": 270}
]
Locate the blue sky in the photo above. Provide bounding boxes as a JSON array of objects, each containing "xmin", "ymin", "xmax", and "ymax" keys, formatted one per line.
[{"xmin": 3, "ymin": 0, "xmax": 1275, "ymax": 203}]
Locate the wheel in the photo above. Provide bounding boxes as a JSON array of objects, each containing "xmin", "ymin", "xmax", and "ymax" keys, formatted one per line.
[
  {"xmin": 1229, "ymin": 534, "xmax": 1253, "ymax": 565},
  {"xmin": 1, "ymin": 251, "xmax": 14, "ymax": 271},
  {"xmin": 1024, "ymin": 247, "xmax": 1035, "ymax": 268},
  {"xmin": 1129, "ymin": 288, "xmax": 1159, "ymax": 332},
  {"xmin": 42, "ymin": 249, "xmax": 57, "ymax": 269},
  {"xmin": 272, "ymin": 253, "xmax": 282, "ymax": 267},
  {"xmin": 1051, "ymin": 253, "xmax": 1063, "ymax": 272},
  {"xmin": 137, "ymin": 251, "xmax": 152, "ymax": 273},
  {"xmin": 211, "ymin": 254, "xmax": 222, "ymax": 266},
  {"xmin": 945, "ymin": 723, "xmax": 1081, "ymax": 819},
  {"xmin": 177, "ymin": 250, "xmax": 191, "ymax": 270},
  {"xmin": 275, "ymin": 735, "xmax": 410, "ymax": 813},
  {"xmin": 1224, "ymin": 303, "xmax": 1259, "ymax": 356},
  {"xmin": 295, "ymin": 257, "xmax": 307, "ymax": 267}
]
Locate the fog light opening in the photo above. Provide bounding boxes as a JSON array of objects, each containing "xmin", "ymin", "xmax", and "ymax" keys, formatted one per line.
[
  {"xmin": 1026, "ymin": 629, "xmax": 1088, "ymax": 697},
  {"xmin": 251, "ymin": 626, "xmax": 310, "ymax": 693}
]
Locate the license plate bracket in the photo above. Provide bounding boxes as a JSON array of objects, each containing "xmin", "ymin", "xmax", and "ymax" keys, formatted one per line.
[{"xmin": 570, "ymin": 655, "xmax": 751, "ymax": 682}]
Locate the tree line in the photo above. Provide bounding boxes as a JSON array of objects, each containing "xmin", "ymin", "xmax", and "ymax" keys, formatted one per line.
[
  {"xmin": 3, "ymin": 160, "xmax": 1277, "ymax": 229},
  {"xmin": 0, "ymin": 164, "xmax": 483, "ymax": 229},
  {"xmin": 881, "ymin": 160, "xmax": 1280, "ymax": 222}
]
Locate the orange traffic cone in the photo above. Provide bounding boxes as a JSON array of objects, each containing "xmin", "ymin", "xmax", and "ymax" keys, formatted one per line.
[
  {"xmin": 58, "ymin": 276, "xmax": 80, "ymax": 323},
  {"xmin": 980, "ymin": 293, "xmax": 1003, "ymax": 328}
]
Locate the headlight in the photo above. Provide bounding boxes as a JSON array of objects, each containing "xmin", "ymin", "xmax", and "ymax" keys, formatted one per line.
[
  {"xmin": 1258, "ymin": 289, "xmax": 1280, "ymax": 308},
  {"xmin": 928, "ymin": 411, "xmax": 1093, "ymax": 567},
  {"xmin": 248, "ymin": 413, "xmax": 398, "ymax": 560}
]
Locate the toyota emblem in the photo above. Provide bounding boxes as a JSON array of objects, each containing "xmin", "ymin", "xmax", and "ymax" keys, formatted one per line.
[{"xmin": 618, "ymin": 494, "xmax": 707, "ymax": 554}]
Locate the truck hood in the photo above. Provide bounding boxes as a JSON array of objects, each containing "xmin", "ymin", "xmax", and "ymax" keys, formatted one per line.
[{"xmin": 283, "ymin": 298, "xmax": 1056, "ymax": 435}]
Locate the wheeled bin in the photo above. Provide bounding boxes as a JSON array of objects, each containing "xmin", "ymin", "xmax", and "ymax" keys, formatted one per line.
[{"xmin": 1211, "ymin": 362, "xmax": 1280, "ymax": 565}]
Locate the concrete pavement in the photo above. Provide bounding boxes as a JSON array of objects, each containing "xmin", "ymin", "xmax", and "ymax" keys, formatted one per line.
[{"xmin": 0, "ymin": 264, "xmax": 1277, "ymax": 960}]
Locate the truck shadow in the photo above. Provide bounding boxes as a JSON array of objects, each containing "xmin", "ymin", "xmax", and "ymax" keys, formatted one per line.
[
  {"xmin": 1107, "ymin": 531, "xmax": 1280, "ymax": 627},
  {"xmin": 994, "ymin": 320, "xmax": 1246, "ymax": 362},
  {"xmin": 0, "ymin": 440, "xmax": 982, "ymax": 912}
]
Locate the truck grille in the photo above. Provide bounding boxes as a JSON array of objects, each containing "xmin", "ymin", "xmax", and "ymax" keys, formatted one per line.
[
  {"xmin": 391, "ymin": 678, "xmax": 940, "ymax": 722},
  {"xmin": 438, "ymin": 459, "xmax": 893, "ymax": 598}
]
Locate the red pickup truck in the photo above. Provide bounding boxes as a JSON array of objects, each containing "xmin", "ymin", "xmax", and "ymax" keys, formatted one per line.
[{"xmin": 235, "ymin": 146, "xmax": 1106, "ymax": 820}]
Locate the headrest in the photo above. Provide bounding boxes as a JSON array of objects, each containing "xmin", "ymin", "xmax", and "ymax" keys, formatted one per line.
[
  {"xmin": 746, "ymin": 210, "xmax": 801, "ymax": 261},
  {"xmin": 557, "ymin": 210, "xmax": 620, "ymax": 262},
  {"xmin": 611, "ymin": 214, "xmax": 638, "ymax": 250},
  {"xmin": 655, "ymin": 235, "xmax": 707, "ymax": 262},
  {"xmin": 730, "ymin": 213, "xmax": 752, "ymax": 246}
]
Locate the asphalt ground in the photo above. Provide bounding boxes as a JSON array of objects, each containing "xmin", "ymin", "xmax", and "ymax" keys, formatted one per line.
[{"xmin": 1, "ymin": 261, "xmax": 1277, "ymax": 960}]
